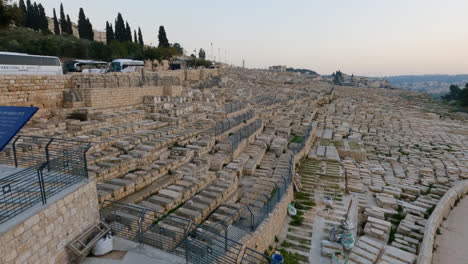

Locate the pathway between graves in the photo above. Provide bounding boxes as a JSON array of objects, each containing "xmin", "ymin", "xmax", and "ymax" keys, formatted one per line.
[{"xmin": 432, "ymin": 196, "xmax": 468, "ymax": 264}]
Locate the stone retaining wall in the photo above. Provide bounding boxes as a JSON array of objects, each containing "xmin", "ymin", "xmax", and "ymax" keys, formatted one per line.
[
  {"xmin": 0, "ymin": 75, "xmax": 71, "ymax": 116},
  {"xmin": 0, "ymin": 180, "xmax": 99, "ymax": 264},
  {"xmin": 417, "ymin": 180, "xmax": 468, "ymax": 264},
  {"xmin": 0, "ymin": 69, "xmax": 219, "ymax": 114},
  {"xmin": 294, "ymin": 125, "xmax": 317, "ymax": 163},
  {"xmin": 239, "ymin": 184, "xmax": 294, "ymax": 255}
]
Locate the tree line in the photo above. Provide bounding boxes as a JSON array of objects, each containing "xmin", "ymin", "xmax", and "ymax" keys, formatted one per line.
[
  {"xmin": 442, "ymin": 84, "xmax": 468, "ymax": 107},
  {"xmin": 0, "ymin": 0, "xmax": 186, "ymax": 62}
]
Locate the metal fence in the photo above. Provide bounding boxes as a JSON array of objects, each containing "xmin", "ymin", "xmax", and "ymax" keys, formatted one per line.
[
  {"xmin": 99, "ymin": 153, "xmax": 294, "ymax": 263},
  {"xmin": 100, "ymin": 201, "xmax": 270, "ymax": 264},
  {"xmin": 229, "ymin": 119, "xmax": 262, "ymax": 152},
  {"xmin": 0, "ymin": 136, "xmax": 90, "ymax": 224},
  {"xmin": 224, "ymin": 101, "xmax": 245, "ymax": 114},
  {"xmin": 215, "ymin": 110, "xmax": 255, "ymax": 137},
  {"xmin": 0, "ymin": 135, "xmax": 90, "ymax": 168},
  {"xmin": 290, "ymin": 124, "xmax": 314, "ymax": 155},
  {"xmin": 236, "ymin": 153, "xmax": 294, "ymax": 231}
]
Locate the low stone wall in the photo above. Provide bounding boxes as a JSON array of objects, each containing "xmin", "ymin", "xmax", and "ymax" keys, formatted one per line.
[
  {"xmin": 66, "ymin": 86, "xmax": 169, "ymax": 108},
  {"xmin": 294, "ymin": 126, "xmax": 317, "ymax": 163},
  {"xmin": 417, "ymin": 180, "xmax": 468, "ymax": 264},
  {"xmin": 239, "ymin": 184, "xmax": 294, "ymax": 254},
  {"xmin": 0, "ymin": 75, "xmax": 71, "ymax": 116},
  {"xmin": 0, "ymin": 68, "xmax": 220, "ymax": 114},
  {"xmin": 0, "ymin": 180, "xmax": 99, "ymax": 264}
]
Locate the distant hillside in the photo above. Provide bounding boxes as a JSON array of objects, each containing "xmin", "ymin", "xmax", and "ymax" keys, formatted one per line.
[
  {"xmin": 286, "ymin": 67, "xmax": 318, "ymax": 76},
  {"xmin": 386, "ymin": 74, "xmax": 468, "ymax": 97}
]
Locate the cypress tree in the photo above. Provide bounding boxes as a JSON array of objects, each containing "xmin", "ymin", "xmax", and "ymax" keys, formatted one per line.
[
  {"xmin": 19, "ymin": 0, "xmax": 27, "ymax": 26},
  {"xmin": 158, "ymin": 25, "xmax": 169, "ymax": 48},
  {"xmin": 78, "ymin": 8, "xmax": 87, "ymax": 39},
  {"xmin": 53, "ymin": 8, "xmax": 60, "ymax": 35},
  {"xmin": 133, "ymin": 30, "xmax": 137, "ymax": 43},
  {"xmin": 87, "ymin": 18, "xmax": 94, "ymax": 41},
  {"xmin": 125, "ymin": 21, "xmax": 131, "ymax": 42},
  {"xmin": 60, "ymin": 3, "xmax": 67, "ymax": 34},
  {"xmin": 138, "ymin": 27, "xmax": 143, "ymax": 47},
  {"xmin": 38, "ymin": 4, "xmax": 48, "ymax": 33},
  {"xmin": 66, "ymin": 14, "xmax": 72, "ymax": 34},
  {"xmin": 25, "ymin": 0, "xmax": 32, "ymax": 28},
  {"xmin": 106, "ymin": 21, "xmax": 114, "ymax": 44},
  {"xmin": 31, "ymin": 3, "xmax": 39, "ymax": 31},
  {"xmin": 114, "ymin": 13, "xmax": 125, "ymax": 42}
]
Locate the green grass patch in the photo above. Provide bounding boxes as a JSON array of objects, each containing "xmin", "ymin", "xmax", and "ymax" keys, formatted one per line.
[
  {"xmin": 290, "ymin": 135, "xmax": 304, "ymax": 143},
  {"xmin": 289, "ymin": 214, "xmax": 304, "ymax": 226},
  {"xmin": 278, "ymin": 248, "xmax": 305, "ymax": 264},
  {"xmin": 295, "ymin": 192, "xmax": 310, "ymax": 200}
]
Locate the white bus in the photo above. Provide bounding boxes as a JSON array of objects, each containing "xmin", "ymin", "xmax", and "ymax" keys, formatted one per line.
[
  {"xmin": 0, "ymin": 52, "xmax": 62, "ymax": 75},
  {"xmin": 109, "ymin": 59, "xmax": 144, "ymax": 73},
  {"xmin": 63, "ymin": 60, "xmax": 108, "ymax": 74}
]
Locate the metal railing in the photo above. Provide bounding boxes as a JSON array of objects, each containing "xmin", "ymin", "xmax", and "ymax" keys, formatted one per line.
[
  {"xmin": 0, "ymin": 136, "xmax": 90, "ymax": 224},
  {"xmin": 100, "ymin": 201, "xmax": 250, "ymax": 264},
  {"xmin": 290, "ymin": 124, "xmax": 314, "ymax": 155},
  {"xmin": 229, "ymin": 119, "xmax": 262, "ymax": 152},
  {"xmin": 214, "ymin": 110, "xmax": 255, "ymax": 137}
]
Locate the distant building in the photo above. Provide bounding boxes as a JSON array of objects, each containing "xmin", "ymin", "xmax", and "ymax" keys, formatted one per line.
[
  {"xmin": 47, "ymin": 17, "xmax": 106, "ymax": 43},
  {"xmin": 269, "ymin": 65, "xmax": 286, "ymax": 72}
]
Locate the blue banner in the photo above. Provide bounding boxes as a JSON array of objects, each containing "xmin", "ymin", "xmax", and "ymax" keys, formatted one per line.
[{"xmin": 0, "ymin": 106, "xmax": 38, "ymax": 151}]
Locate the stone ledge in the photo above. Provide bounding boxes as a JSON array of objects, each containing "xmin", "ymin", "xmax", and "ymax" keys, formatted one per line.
[{"xmin": 417, "ymin": 180, "xmax": 468, "ymax": 264}]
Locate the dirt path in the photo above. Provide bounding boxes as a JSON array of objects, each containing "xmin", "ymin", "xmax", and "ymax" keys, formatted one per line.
[{"xmin": 433, "ymin": 196, "xmax": 468, "ymax": 264}]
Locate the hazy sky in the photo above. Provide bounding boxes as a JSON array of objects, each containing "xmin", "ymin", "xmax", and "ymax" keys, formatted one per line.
[{"xmin": 35, "ymin": 0, "xmax": 468, "ymax": 76}]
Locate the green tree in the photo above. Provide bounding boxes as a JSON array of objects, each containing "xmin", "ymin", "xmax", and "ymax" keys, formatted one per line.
[
  {"xmin": 442, "ymin": 84, "xmax": 461, "ymax": 101},
  {"xmin": 114, "ymin": 13, "xmax": 126, "ymax": 42},
  {"xmin": 198, "ymin": 48, "xmax": 206, "ymax": 59},
  {"xmin": 125, "ymin": 21, "xmax": 131, "ymax": 42},
  {"xmin": 460, "ymin": 84, "xmax": 468, "ymax": 107},
  {"xmin": 0, "ymin": 0, "xmax": 23, "ymax": 29},
  {"xmin": 66, "ymin": 14, "xmax": 72, "ymax": 34},
  {"xmin": 37, "ymin": 3, "xmax": 48, "ymax": 33},
  {"xmin": 133, "ymin": 29, "xmax": 137, "ymax": 43},
  {"xmin": 173, "ymin": 43, "xmax": 183, "ymax": 55},
  {"xmin": 78, "ymin": 8, "xmax": 88, "ymax": 39},
  {"xmin": 59, "ymin": 3, "xmax": 67, "ymax": 34},
  {"xmin": 106, "ymin": 21, "xmax": 114, "ymax": 44},
  {"xmin": 138, "ymin": 27, "xmax": 144, "ymax": 46},
  {"xmin": 18, "ymin": 0, "xmax": 26, "ymax": 26},
  {"xmin": 158, "ymin": 25, "xmax": 169, "ymax": 48},
  {"xmin": 53, "ymin": 8, "xmax": 60, "ymax": 35},
  {"xmin": 333, "ymin": 70, "xmax": 344, "ymax": 85},
  {"xmin": 87, "ymin": 18, "xmax": 94, "ymax": 40},
  {"xmin": 30, "ymin": 2, "xmax": 39, "ymax": 31},
  {"xmin": 0, "ymin": 0, "xmax": 9, "ymax": 29}
]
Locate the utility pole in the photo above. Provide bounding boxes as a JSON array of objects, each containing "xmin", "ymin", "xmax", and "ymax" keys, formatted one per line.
[{"xmin": 211, "ymin": 42, "xmax": 213, "ymax": 61}]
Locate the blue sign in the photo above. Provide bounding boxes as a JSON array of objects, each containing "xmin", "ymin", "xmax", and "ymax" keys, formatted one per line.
[{"xmin": 0, "ymin": 106, "xmax": 38, "ymax": 151}]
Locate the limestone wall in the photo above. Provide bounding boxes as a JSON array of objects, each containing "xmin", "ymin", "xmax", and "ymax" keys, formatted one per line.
[
  {"xmin": 0, "ymin": 75, "xmax": 71, "ymax": 116},
  {"xmin": 0, "ymin": 180, "xmax": 99, "ymax": 264},
  {"xmin": 417, "ymin": 180, "xmax": 468, "ymax": 264},
  {"xmin": 239, "ymin": 185, "xmax": 294, "ymax": 254},
  {"xmin": 69, "ymin": 86, "xmax": 165, "ymax": 108},
  {"xmin": 0, "ymin": 68, "xmax": 220, "ymax": 113},
  {"xmin": 294, "ymin": 125, "xmax": 318, "ymax": 163}
]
